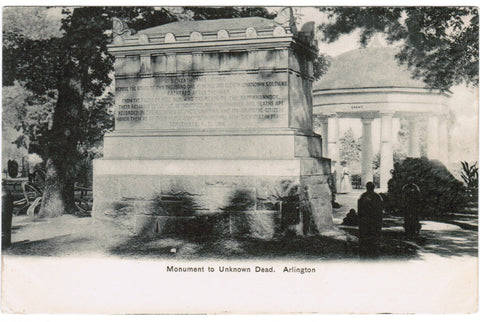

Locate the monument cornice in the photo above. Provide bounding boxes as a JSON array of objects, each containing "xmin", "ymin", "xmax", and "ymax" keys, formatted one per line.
[
  {"xmin": 104, "ymin": 127, "xmax": 316, "ymax": 138},
  {"xmin": 314, "ymin": 101, "xmax": 448, "ymax": 109},
  {"xmin": 313, "ymin": 86, "xmax": 449, "ymax": 97},
  {"xmin": 114, "ymin": 68, "xmax": 314, "ymax": 81},
  {"xmin": 314, "ymin": 103, "xmax": 448, "ymax": 118},
  {"xmin": 108, "ymin": 36, "xmax": 317, "ymax": 57}
]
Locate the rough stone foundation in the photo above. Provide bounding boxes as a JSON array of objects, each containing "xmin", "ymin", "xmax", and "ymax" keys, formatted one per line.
[{"xmin": 93, "ymin": 166, "xmax": 333, "ymax": 240}]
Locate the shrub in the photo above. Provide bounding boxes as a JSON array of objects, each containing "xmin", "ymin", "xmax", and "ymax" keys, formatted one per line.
[
  {"xmin": 387, "ymin": 157, "xmax": 466, "ymax": 217},
  {"xmin": 460, "ymin": 161, "xmax": 478, "ymax": 189},
  {"xmin": 460, "ymin": 161, "xmax": 479, "ymax": 202}
]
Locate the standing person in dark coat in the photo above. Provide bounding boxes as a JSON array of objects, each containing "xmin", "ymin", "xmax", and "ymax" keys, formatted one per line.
[
  {"xmin": 402, "ymin": 183, "xmax": 421, "ymax": 238},
  {"xmin": 357, "ymin": 182, "xmax": 384, "ymax": 258}
]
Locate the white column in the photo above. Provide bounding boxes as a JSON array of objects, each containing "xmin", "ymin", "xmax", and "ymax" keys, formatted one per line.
[
  {"xmin": 427, "ymin": 116, "xmax": 440, "ymax": 160},
  {"xmin": 327, "ymin": 114, "xmax": 339, "ymax": 162},
  {"xmin": 327, "ymin": 115, "xmax": 341, "ymax": 192},
  {"xmin": 438, "ymin": 116, "xmax": 449, "ymax": 164},
  {"xmin": 361, "ymin": 117, "xmax": 374, "ymax": 186},
  {"xmin": 319, "ymin": 117, "xmax": 329, "ymax": 157},
  {"xmin": 408, "ymin": 117, "xmax": 421, "ymax": 158},
  {"xmin": 380, "ymin": 113, "xmax": 394, "ymax": 191}
]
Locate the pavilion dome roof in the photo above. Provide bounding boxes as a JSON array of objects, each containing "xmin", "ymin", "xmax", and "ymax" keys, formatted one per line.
[
  {"xmin": 314, "ymin": 45, "xmax": 427, "ymax": 91},
  {"xmin": 138, "ymin": 17, "xmax": 281, "ymax": 36}
]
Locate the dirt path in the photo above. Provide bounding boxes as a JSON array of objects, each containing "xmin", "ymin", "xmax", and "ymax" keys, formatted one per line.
[{"xmin": 5, "ymin": 215, "xmax": 130, "ymax": 257}]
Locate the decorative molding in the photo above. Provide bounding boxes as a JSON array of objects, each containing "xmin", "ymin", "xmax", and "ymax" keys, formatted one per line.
[
  {"xmin": 190, "ymin": 31, "xmax": 203, "ymax": 41},
  {"xmin": 140, "ymin": 54, "xmax": 152, "ymax": 74},
  {"xmin": 112, "ymin": 17, "xmax": 135, "ymax": 38},
  {"xmin": 217, "ymin": 30, "xmax": 229, "ymax": 40},
  {"xmin": 164, "ymin": 33, "xmax": 176, "ymax": 43},
  {"xmin": 273, "ymin": 7, "xmax": 297, "ymax": 35},
  {"xmin": 108, "ymin": 37, "xmax": 312, "ymax": 57},
  {"xmin": 360, "ymin": 112, "xmax": 377, "ymax": 121},
  {"xmin": 380, "ymin": 111, "xmax": 395, "ymax": 117},
  {"xmin": 245, "ymin": 27, "xmax": 257, "ymax": 39},
  {"xmin": 94, "ymin": 159, "xmax": 302, "ymax": 177},
  {"xmin": 166, "ymin": 53, "xmax": 176, "ymax": 73},
  {"xmin": 273, "ymin": 26, "xmax": 286, "ymax": 37},
  {"xmin": 192, "ymin": 52, "xmax": 203, "ymax": 71},
  {"xmin": 138, "ymin": 34, "xmax": 149, "ymax": 44},
  {"xmin": 114, "ymin": 67, "xmax": 305, "ymax": 80}
]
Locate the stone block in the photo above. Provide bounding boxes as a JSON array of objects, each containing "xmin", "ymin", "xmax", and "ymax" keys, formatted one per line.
[
  {"xmin": 176, "ymin": 53, "xmax": 193, "ymax": 71},
  {"xmin": 103, "ymin": 134, "xmax": 300, "ymax": 160},
  {"xmin": 257, "ymin": 50, "xmax": 276, "ymax": 69},
  {"xmin": 124, "ymin": 56, "xmax": 141, "ymax": 75},
  {"xmin": 255, "ymin": 176, "xmax": 299, "ymax": 200},
  {"xmin": 229, "ymin": 51, "xmax": 248, "ymax": 70},
  {"xmin": 294, "ymin": 134, "xmax": 322, "ymax": 158},
  {"xmin": 92, "ymin": 174, "xmax": 120, "ymax": 200},
  {"xmin": 152, "ymin": 55, "xmax": 166, "ymax": 73},
  {"xmin": 203, "ymin": 52, "xmax": 219, "ymax": 70},
  {"xmin": 117, "ymin": 175, "xmax": 158, "ymax": 200},
  {"xmin": 134, "ymin": 214, "xmax": 230, "ymax": 238},
  {"xmin": 134, "ymin": 215, "xmax": 195, "ymax": 236},
  {"xmin": 230, "ymin": 211, "xmax": 278, "ymax": 240}
]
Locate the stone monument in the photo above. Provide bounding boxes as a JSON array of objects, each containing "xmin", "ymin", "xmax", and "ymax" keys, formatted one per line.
[{"xmin": 93, "ymin": 9, "xmax": 333, "ymax": 239}]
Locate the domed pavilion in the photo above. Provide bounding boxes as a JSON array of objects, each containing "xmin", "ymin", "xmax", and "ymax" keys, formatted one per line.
[{"xmin": 313, "ymin": 44, "xmax": 450, "ymax": 191}]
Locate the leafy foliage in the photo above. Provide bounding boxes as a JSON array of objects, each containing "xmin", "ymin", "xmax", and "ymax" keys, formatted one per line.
[
  {"xmin": 2, "ymin": 82, "xmax": 55, "ymax": 159},
  {"xmin": 460, "ymin": 161, "xmax": 478, "ymax": 189},
  {"xmin": 183, "ymin": 6, "xmax": 275, "ymax": 20},
  {"xmin": 372, "ymin": 150, "xmax": 407, "ymax": 171},
  {"xmin": 319, "ymin": 7, "xmax": 479, "ymax": 91},
  {"xmin": 387, "ymin": 157, "xmax": 466, "ymax": 217},
  {"xmin": 313, "ymin": 53, "xmax": 331, "ymax": 80}
]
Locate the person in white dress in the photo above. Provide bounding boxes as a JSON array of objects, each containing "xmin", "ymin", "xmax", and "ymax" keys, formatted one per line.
[{"xmin": 339, "ymin": 161, "xmax": 353, "ymax": 194}]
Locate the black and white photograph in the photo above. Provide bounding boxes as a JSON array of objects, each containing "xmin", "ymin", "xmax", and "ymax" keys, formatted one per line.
[{"xmin": 1, "ymin": 3, "xmax": 478, "ymax": 314}]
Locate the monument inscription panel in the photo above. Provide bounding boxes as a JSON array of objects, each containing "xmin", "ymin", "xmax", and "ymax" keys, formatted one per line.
[{"xmin": 115, "ymin": 73, "xmax": 288, "ymax": 130}]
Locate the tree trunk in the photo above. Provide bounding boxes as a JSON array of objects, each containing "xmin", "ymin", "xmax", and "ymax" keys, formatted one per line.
[
  {"xmin": 38, "ymin": 158, "xmax": 65, "ymax": 217},
  {"xmin": 38, "ymin": 61, "xmax": 84, "ymax": 217}
]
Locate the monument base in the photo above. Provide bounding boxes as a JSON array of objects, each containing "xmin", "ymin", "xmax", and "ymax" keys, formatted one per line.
[{"xmin": 92, "ymin": 158, "xmax": 333, "ymax": 240}]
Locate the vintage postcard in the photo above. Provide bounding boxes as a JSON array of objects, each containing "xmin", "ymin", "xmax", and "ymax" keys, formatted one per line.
[{"xmin": 1, "ymin": 5, "xmax": 478, "ymax": 314}]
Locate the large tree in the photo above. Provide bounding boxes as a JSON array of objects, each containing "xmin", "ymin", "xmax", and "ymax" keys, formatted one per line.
[
  {"xmin": 319, "ymin": 7, "xmax": 478, "ymax": 91},
  {"xmin": 3, "ymin": 6, "xmax": 274, "ymax": 217},
  {"xmin": 339, "ymin": 128, "xmax": 361, "ymax": 174}
]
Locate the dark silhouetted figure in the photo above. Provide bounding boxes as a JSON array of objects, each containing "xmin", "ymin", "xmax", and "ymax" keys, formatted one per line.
[
  {"xmin": 328, "ymin": 167, "xmax": 341, "ymax": 208},
  {"xmin": 402, "ymin": 183, "xmax": 421, "ymax": 239},
  {"xmin": 342, "ymin": 208, "xmax": 358, "ymax": 226},
  {"xmin": 7, "ymin": 159, "xmax": 18, "ymax": 178},
  {"xmin": 2, "ymin": 186, "xmax": 14, "ymax": 249},
  {"xmin": 358, "ymin": 182, "xmax": 383, "ymax": 258}
]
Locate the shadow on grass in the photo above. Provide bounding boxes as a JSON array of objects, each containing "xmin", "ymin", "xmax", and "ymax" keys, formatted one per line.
[
  {"xmin": 108, "ymin": 227, "xmax": 424, "ymax": 261},
  {"xmin": 342, "ymin": 222, "xmax": 478, "ymax": 259},
  {"xmin": 418, "ymin": 229, "xmax": 478, "ymax": 257},
  {"xmin": 4, "ymin": 213, "xmax": 477, "ymax": 259},
  {"xmin": 340, "ymin": 227, "xmax": 420, "ymax": 260},
  {"xmin": 426, "ymin": 216, "xmax": 478, "ymax": 231},
  {"xmin": 4, "ymin": 235, "xmax": 91, "ymax": 257},
  {"xmin": 107, "ymin": 233, "xmax": 361, "ymax": 260}
]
